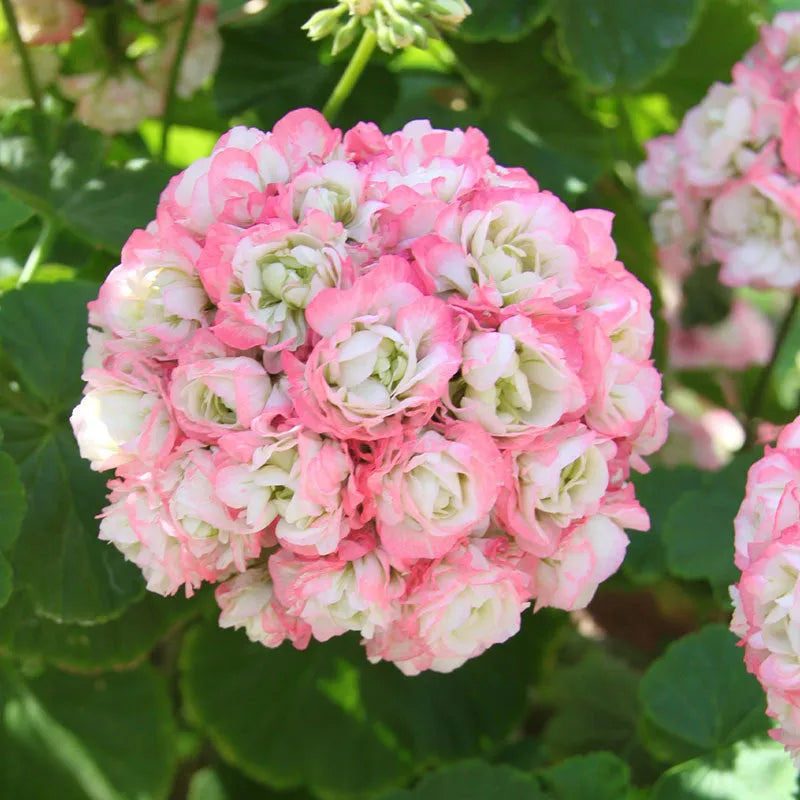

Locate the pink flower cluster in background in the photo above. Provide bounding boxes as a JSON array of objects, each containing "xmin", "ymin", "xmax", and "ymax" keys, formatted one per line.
[
  {"xmin": 731, "ymin": 418, "xmax": 800, "ymax": 762},
  {"xmin": 72, "ymin": 108, "xmax": 667, "ymax": 674},
  {"xmin": 637, "ymin": 13, "xmax": 800, "ymax": 371},
  {"xmin": 0, "ymin": 0, "xmax": 221, "ymax": 134}
]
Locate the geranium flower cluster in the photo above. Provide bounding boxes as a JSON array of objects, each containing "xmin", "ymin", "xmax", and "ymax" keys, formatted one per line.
[
  {"xmin": 0, "ymin": 0, "xmax": 221, "ymax": 135},
  {"xmin": 71, "ymin": 108, "xmax": 667, "ymax": 674},
  {"xmin": 637, "ymin": 13, "xmax": 800, "ymax": 369},
  {"xmin": 731, "ymin": 418, "xmax": 800, "ymax": 762}
]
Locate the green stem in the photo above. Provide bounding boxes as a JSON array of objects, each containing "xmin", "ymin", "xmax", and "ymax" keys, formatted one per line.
[
  {"xmin": 0, "ymin": 0, "xmax": 42, "ymax": 110},
  {"xmin": 322, "ymin": 28, "xmax": 377, "ymax": 122},
  {"xmin": 159, "ymin": 0, "xmax": 200, "ymax": 160},
  {"xmin": 744, "ymin": 293, "xmax": 800, "ymax": 447},
  {"xmin": 17, "ymin": 219, "xmax": 56, "ymax": 287}
]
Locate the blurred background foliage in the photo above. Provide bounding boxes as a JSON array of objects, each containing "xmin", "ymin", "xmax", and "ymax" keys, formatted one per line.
[{"xmin": 2, "ymin": 0, "xmax": 800, "ymax": 798}]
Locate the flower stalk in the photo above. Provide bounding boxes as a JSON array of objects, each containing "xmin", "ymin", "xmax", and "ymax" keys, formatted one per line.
[
  {"xmin": 744, "ymin": 293, "xmax": 800, "ymax": 447},
  {"xmin": 321, "ymin": 28, "xmax": 377, "ymax": 123},
  {"xmin": 159, "ymin": 0, "xmax": 200, "ymax": 159},
  {"xmin": 0, "ymin": 0, "xmax": 42, "ymax": 110}
]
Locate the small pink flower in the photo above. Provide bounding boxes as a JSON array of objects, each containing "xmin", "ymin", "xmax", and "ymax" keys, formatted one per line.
[
  {"xmin": 366, "ymin": 536, "xmax": 530, "ymax": 675},
  {"xmin": 533, "ymin": 515, "xmax": 629, "ymax": 611},
  {"xmin": 362, "ymin": 421, "xmax": 504, "ymax": 561},
  {"xmin": 169, "ymin": 355, "xmax": 272, "ymax": 440},
  {"xmin": 216, "ymin": 565, "xmax": 311, "ymax": 649},
  {"xmin": 270, "ymin": 542, "xmax": 403, "ymax": 641},
  {"xmin": 285, "ymin": 256, "xmax": 461, "ymax": 441}
]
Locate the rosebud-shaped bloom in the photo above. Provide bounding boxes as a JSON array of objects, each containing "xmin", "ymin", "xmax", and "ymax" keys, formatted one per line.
[
  {"xmin": 363, "ymin": 421, "xmax": 504, "ymax": 560},
  {"xmin": 709, "ymin": 174, "xmax": 800, "ymax": 290},
  {"xmin": 169, "ymin": 355, "xmax": 271, "ymax": 439},
  {"xmin": 71, "ymin": 356, "xmax": 176, "ymax": 471},
  {"xmin": 199, "ymin": 213, "xmax": 351, "ymax": 364},
  {"xmin": 0, "ymin": 42, "xmax": 58, "ymax": 105},
  {"xmin": 285, "ymin": 257, "xmax": 461, "ymax": 441},
  {"xmin": 449, "ymin": 315, "xmax": 586, "ymax": 441},
  {"xmin": 533, "ymin": 515, "xmax": 630, "ymax": 611},
  {"xmin": 415, "ymin": 191, "xmax": 586, "ymax": 313},
  {"xmin": 90, "ymin": 226, "xmax": 208, "ymax": 357},
  {"xmin": 12, "ymin": 0, "xmax": 84, "ymax": 44},
  {"xmin": 497, "ymin": 425, "xmax": 612, "ymax": 557},
  {"xmin": 289, "ymin": 161, "xmax": 380, "ymax": 242},
  {"xmin": 366, "ymin": 536, "xmax": 530, "ymax": 675},
  {"xmin": 216, "ymin": 564, "xmax": 312, "ymax": 648},
  {"xmin": 586, "ymin": 270, "xmax": 654, "ymax": 362},
  {"xmin": 586, "ymin": 352, "xmax": 662, "ymax": 439},
  {"xmin": 60, "ymin": 71, "xmax": 164, "ymax": 135},
  {"xmin": 730, "ymin": 414, "xmax": 800, "ymax": 763},
  {"xmin": 270, "ymin": 544, "xmax": 404, "ymax": 641},
  {"xmin": 99, "ymin": 480, "xmax": 187, "ymax": 596},
  {"xmin": 217, "ymin": 426, "xmax": 355, "ymax": 556},
  {"xmin": 160, "ymin": 443, "xmax": 264, "ymax": 579},
  {"xmin": 734, "ymin": 420, "xmax": 800, "ymax": 570}
]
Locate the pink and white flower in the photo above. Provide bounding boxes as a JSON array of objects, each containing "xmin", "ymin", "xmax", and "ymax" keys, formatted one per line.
[
  {"xmin": 270, "ymin": 543, "xmax": 403, "ymax": 641},
  {"xmin": 363, "ymin": 421, "xmax": 504, "ymax": 561},
  {"xmin": 285, "ymin": 257, "xmax": 461, "ymax": 441},
  {"xmin": 169, "ymin": 355, "xmax": 271, "ymax": 439},
  {"xmin": 366, "ymin": 536, "xmax": 530, "ymax": 675}
]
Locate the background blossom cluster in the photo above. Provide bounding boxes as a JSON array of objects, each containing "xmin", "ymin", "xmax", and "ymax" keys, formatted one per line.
[
  {"xmin": 0, "ymin": 0, "xmax": 221, "ymax": 134},
  {"xmin": 732, "ymin": 419, "xmax": 800, "ymax": 762},
  {"xmin": 636, "ymin": 13, "xmax": 800, "ymax": 372},
  {"xmin": 71, "ymin": 108, "xmax": 667, "ymax": 674}
]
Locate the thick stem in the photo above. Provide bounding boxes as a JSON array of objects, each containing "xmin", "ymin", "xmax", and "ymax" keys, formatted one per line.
[
  {"xmin": 17, "ymin": 219, "xmax": 56, "ymax": 287},
  {"xmin": 159, "ymin": 0, "xmax": 200, "ymax": 160},
  {"xmin": 0, "ymin": 0, "xmax": 42, "ymax": 110},
  {"xmin": 744, "ymin": 293, "xmax": 800, "ymax": 447},
  {"xmin": 322, "ymin": 28, "xmax": 377, "ymax": 123}
]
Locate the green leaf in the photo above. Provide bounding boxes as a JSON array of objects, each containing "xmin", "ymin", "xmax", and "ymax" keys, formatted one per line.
[
  {"xmin": 455, "ymin": 0, "xmax": 551, "ymax": 42},
  {"xmin": 379, "ymin": 760, "xmax": 547, "ymax": 800},
  {"xmin": 543, "ymin": 649, "xmax": 642, "ymax": 760},
  {"xmin": 213, "ymin": 2, "xmax": 328, "ymax": 119},
  {"xmin": 625, "ymin": 466, "xmax": 699, "ymax": 584},
  {"xmin": 0, "ymin": 110, "xmax": 173, "ymax": 252},
  {"xmin": 357, "ymin": 609, "xmax": 561, "ymax": 766},
  {"xmin": 0, "ymin": 590, "xmax": 196, "ymax": 672},
  {"xmin": 0, "ymin": 283, "xmax": 144, "ymax": 623},
  {"xmin": 0, "ymin": 448, "xmax": 25, "ymax": 551},
  {"xmin": 181, "ymin": 625, "xmax": 412, "ymax": 798},
  {"xmin": 651, "ymin": 737, "xmax": 797, "ymax": 800},
  {"xmin": 537, "ymin": 752, "xmax": 633, "ymax": 800},
  {"xmin": 2, "ymin": 417, "xmax": 144, "ymax": 623},
  {"xmin": 188, "ymin": 764, "xmax": 315, "ymax": 800},
  {"xmin": 661, "ymin": 452, "xmax": 759, "ymax": 587},
  {"xmin": 0, "ymin": 282, "xmax": 94, "ymax": 410},
  {"xmin": 1, "ymin": 663, "xmax": 177, "ymax": 800},
  {"xmin": 680, "ymin": 264, "xmax": 734, "ymax": 329},
  {"xmin": 639, "ymin": 625, "xmax": 769, "ymax": 763},
  {"xmin": 552, "ymin": 0, "xmax": 703, "ymax": 91},
  {"xmin": 452, "ymin": 33, "xmax": 610, "ymax": 199},
  {"xmin": 0, "ymin": 190, "xmax": 33, "ymax": 236},
  {"xmin": 181, "ymin": 611, "xmax": 561, "ymax": 798},
  {"xmin": 643, "ymin": 0, "xmax": 761, "ymax": 116}
]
